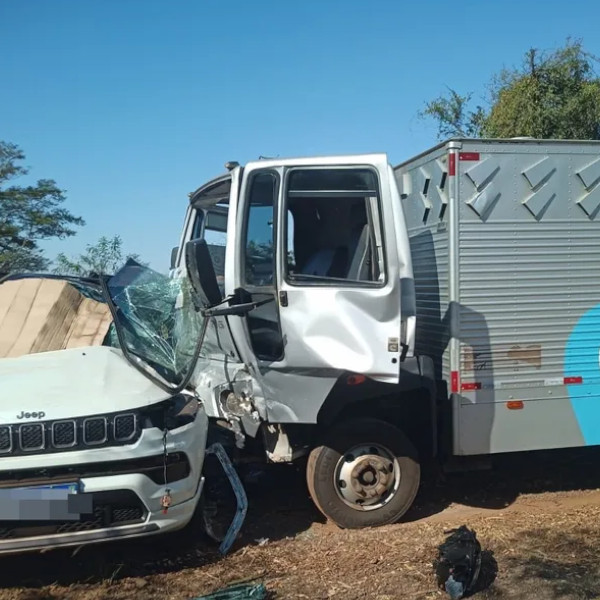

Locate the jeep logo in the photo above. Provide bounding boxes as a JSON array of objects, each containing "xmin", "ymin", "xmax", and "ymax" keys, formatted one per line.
[{"xmin": 16, "ymin": 411, "xmax": 46, "ymax": 420}]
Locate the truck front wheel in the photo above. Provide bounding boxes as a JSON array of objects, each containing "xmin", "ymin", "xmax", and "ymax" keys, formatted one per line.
[{"xmin": 306, "ymin": 418, "xmax": 420, "ymax": 528}]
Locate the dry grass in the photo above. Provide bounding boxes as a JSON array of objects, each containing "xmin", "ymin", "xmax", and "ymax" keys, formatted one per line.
[{"xmin": 3, "ymin": 449, "xmax": 600, "ymax": 599}]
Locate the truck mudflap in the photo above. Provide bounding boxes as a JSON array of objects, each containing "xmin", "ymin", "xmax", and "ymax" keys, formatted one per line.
[{"xmin": 204, "ymin": 443, "xmax": 248, "ymax": 555}]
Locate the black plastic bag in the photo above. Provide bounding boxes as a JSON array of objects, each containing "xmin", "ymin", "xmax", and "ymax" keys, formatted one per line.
[{"xmin": 434, "ymin": 525, "xmax": 482, "ymax": 599}]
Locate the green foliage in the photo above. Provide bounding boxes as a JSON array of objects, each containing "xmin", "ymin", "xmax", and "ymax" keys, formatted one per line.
[
  {"xmin": 53, "ymin": 234, "xmax": 140, "ymax": 277},
  {"xmin": 0, "ymin": 141, "xmax": 84, "ymax": 273},
  {"xmin": 419, "ymin": 89, "xmax": 487, "ymax": 139},
  {"xmin": 421, "ymin": 40, "xmax": 600, "ymax": 140}
]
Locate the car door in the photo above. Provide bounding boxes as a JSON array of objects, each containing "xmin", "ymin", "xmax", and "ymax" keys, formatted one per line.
[{"xmin": 232, "ymin": 155, "xmax": 403, "ymax": 394}]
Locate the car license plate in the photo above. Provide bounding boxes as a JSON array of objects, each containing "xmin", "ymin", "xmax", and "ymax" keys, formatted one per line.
[{"xmin": 0, "ymin": 481, "xmax": 91, "ymax": 521}]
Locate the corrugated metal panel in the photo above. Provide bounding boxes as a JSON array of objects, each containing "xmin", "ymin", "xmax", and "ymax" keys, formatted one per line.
[
  {"xmin": 395, "ymin": 149, "xmax": 451, "ymax": 381},
  {"xmin": 458, "ymin": 221, "xmax": 600, "ymax": 389},
  {"xmin": 457, "ymin": 147, "xmax": 600, "ymax": 394},
  {"xmin": 397, "ymin": 139, "xmax": 600, "ymax": 456}
]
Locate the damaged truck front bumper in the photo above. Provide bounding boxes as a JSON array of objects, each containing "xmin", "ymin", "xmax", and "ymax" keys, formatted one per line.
[{"xmin": 0, "ymin": 409, "xmax": 208, "ymax": 555}]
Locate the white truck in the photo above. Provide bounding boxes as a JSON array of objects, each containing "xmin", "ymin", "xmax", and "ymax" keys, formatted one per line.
[
  {"xmin": 1, "ymin": 137, "xmax": 599, "ymax": 553},
  {"xmin": 172, "ymin": 138, "xmax": 600, "ymax": 528}
]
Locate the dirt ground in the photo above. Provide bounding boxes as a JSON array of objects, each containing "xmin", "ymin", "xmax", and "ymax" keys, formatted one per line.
[{"xmin": 3, "ymin": 447, "xmax": 600, "ymax": 600}]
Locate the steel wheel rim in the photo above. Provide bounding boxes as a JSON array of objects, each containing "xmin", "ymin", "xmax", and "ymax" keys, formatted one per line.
[{"xmin": 333, "ymin": 443, "xmax": 401, "ymax": 511}]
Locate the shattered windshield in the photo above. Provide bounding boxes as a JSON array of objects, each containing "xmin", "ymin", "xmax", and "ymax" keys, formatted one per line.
[
  {"xmin": 105, "ymin": 261, "xmax": 206, "ymax": 390},
  {"xmin": 0, "ymin": 264, "xmax": 204, "ymax": 389}
]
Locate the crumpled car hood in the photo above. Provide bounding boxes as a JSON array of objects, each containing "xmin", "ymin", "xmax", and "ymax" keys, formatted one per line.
[{"xmin": 0, "ymin": 346, "xmax": 169, "ymax": 423}]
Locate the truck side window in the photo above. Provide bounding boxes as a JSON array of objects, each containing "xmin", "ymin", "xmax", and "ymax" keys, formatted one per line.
[
  {"xmin": 285, "ymin": 168, "xmax": 385, "ymax": 285},
  {"xmin": 244, "ymin": 173, "xmax": 277, "ymax": 286},
  {"xmin": 190, "ymin": 208, "xmax": 228, "ymax": 291},
  {"xmin": 241, "ymin": 171, "xmax": 284, "ymax": 361}
]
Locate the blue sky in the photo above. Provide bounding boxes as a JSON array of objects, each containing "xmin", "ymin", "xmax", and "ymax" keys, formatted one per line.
[{"xmin": 1, "ymin": 0, "xmax": 599, "ymax": 271}]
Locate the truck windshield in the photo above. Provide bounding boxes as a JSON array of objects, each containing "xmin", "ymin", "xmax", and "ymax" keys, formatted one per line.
[{"xmin": 106, "ymin": 261, "xmax": 206, "ymax": 390}]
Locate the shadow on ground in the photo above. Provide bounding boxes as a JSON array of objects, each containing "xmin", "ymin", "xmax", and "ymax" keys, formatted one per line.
[
  {"xmin": 477, "ymin": 527, "xmax": 600, "ymax": 599},
  {"xmin": 405, "ymin": 445, "xmax": 600, "ymax": 522}
]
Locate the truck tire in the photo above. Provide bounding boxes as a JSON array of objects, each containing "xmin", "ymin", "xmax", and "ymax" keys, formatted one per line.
[{"xmin": 306, "ymin": 418, "xmax": 420, "ymax": 529}]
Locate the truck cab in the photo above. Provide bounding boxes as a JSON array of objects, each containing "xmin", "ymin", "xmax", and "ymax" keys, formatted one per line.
[{"xmin": 174, "ymin": 154, "xmax": 436, "ymax": 528}]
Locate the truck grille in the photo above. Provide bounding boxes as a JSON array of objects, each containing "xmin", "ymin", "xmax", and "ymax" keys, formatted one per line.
[
  {"xmin": 0, "ymin": 412, "xmax": 140, "ymax": 457},
  {"xmin": 0, "ymin": 490, "xmax": 146, "ymax": 540}
]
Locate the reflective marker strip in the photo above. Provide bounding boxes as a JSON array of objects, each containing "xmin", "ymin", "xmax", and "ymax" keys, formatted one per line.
[
  {"xmin": 544, "ymin": 376, "xmax": 583, "ymax": 386},
  {"xmin": 455, "ymin": 376, "xmax": 585, "ymax": 391},
  {"xmin": 459, "ymin": 152, "xmax": 480, "ymax": 161},
  {"xmin": 451, "ymin": 371, "xmax": 459, "ymax": 393},
  {"xmin": 506, "ymin": 401, "xmax": 524, "ymax": 410},
  {"xmin": 448, "ymin": 153, "xmax": 456, "ymax": 176},
  {"xmin": 461, "ymin": 382, "xmax": 482, "ymax": 391}
]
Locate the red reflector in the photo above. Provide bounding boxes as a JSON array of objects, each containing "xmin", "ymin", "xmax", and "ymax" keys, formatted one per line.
[
  {"xmin": 347, "ymin": 374, "xmax": 366, "ymax": 386},
  {"xmin": 564, "ymin": 376, "xmax": 583, "ymax": 385},
  {"xmin": 507, "ymin": 400, "xmax": 524, "ymax": 410},
  {"xmin": 451, "ymin": 371, "xmax": 459, "ymax": 393},
  {"xmin": 448, "ymin": 153, "xmax": 456, "ymax": 176},
  {"xmin": 459, "ymin": 152, "xmax": 480, "ymax": 161},
  {"xmin": 461, "ymin": 382, "xmax": 481, "ymax": 391}
]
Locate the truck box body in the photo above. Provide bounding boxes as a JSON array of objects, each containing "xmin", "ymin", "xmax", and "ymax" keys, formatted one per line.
[{"xmin": 395, "ymin": 139, "xmax": 600, "ymax": 456}]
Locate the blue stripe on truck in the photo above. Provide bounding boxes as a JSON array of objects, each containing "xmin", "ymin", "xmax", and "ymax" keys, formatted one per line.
[{"xmin": 565, "ymin": 303, "xmax": 600, "ymax": 445}]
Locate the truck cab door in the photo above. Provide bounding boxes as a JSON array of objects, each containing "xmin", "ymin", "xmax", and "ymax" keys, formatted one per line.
[{"xmin": 233, "ymin": 155, "xmax": 404, "ymax": 388}]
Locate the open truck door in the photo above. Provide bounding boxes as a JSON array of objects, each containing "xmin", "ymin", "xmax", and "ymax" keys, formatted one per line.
[
  {"xmin": 221, "ymin": 154, "xmax": 410, "ymax": 427},
  {"xmin": 179, "ymin": 155, "xmax": 410, "ymax": 422},
  {"xmin": 232, "ymin": 154, "xmax": 404, "ymax": 380}
]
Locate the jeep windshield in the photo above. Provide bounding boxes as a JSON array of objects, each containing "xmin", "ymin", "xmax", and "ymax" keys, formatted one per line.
[
  {"xmin": 0, "ymin": 264, "xmax": 205, "ymax": 391},
  {"xmin": 104, "ymin": 260, "xmax": 207, "ymax": 391}
]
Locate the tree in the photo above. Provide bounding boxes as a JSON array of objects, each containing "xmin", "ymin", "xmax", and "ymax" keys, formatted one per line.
[
  {"xmin": 0, "ymin": 141, "xmax": 84, "ymax": 273},
  {"xmin": 54, "ymin": 234, "xmax": 140, "ymax": 277},
  {"xmin": 421, "ymin": 40, "xmax": 600, "ymax": 140}
]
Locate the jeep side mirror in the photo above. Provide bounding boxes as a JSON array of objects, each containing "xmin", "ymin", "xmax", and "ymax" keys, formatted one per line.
[{"xmin": 184, "ymin": 239, "xmax": 223, "ymax": 308}]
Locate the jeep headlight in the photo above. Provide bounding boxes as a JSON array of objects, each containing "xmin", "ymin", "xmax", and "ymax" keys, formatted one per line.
[{"xmin": 140, "ymin": 395, "xmax": 200, "ymax": 431}]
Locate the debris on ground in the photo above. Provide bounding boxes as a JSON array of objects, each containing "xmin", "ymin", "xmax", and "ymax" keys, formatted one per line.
[
  {"xmin": 5, "ymin": 449, "xmax": 600, "ymax": 599},
  {"xmin": 434, "ymin": 525, "xmax": 482, "ymax": 599},
  {"xmin": 193, "ymin": 581, "xmax": 267, "ymax": 600}
]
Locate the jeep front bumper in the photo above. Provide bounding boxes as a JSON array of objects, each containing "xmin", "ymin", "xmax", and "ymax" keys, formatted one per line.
[{"xmin": 0, "ymin": 412, "xmax": 208, "ymax": 555}]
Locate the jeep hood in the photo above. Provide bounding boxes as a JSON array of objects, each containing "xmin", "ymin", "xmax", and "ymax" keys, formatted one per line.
[{"xmin": 0, "ymin": 346, "xmax": 168, "ymax": 422}]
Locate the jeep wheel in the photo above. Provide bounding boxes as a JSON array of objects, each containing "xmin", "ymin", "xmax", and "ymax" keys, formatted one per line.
[{"xmin": 306, "ymin": 418, "xmax": 420, "ymax": 529}]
